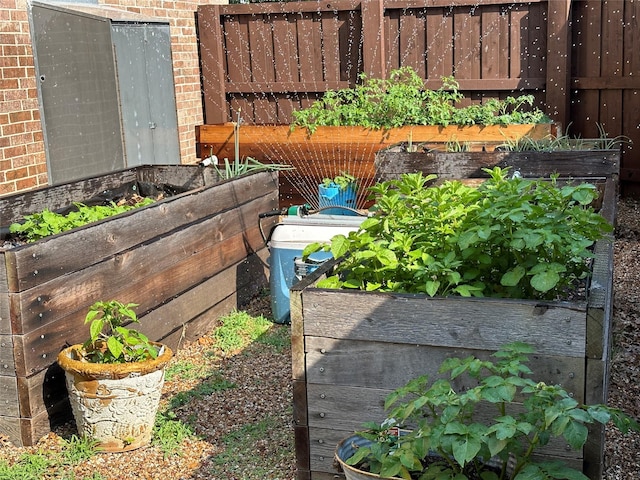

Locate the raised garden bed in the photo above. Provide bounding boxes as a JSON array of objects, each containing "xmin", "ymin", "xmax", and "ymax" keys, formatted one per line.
[
  {"xmin": 195, "ymin": 123, "xmax": 557, "ymax": 207},
  {"xmin": 375, "ymin": 143, "xmax": 621, "ymax": 183},
  {"xmin": 0, "ymin": 165, "xmax": 278, "ymax": 446},
  {"xmin": 290, "ymin": 170, "xmax": 617, "ymax": 480}
]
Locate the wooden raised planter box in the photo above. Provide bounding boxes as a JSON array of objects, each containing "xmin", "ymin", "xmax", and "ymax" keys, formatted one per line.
[
  {"xmin": 195, "ymin": 123, "xmax": 557, "ymax": 206},
  {"xmin": 0, "ymin": 166, "xmax": 278, "ymax": 446},
  {"xmin": 290, "ymin": 167, "xmax": 618, "ymax": 480},
  {"xmin": 375, "ymin": 143, "xmax": 621, "ymax": 183}
]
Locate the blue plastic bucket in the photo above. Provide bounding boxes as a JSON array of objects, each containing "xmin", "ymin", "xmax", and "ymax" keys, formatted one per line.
[{"xmin": 318, "ymin": 183, "xmax": 358, "ymax": 215}]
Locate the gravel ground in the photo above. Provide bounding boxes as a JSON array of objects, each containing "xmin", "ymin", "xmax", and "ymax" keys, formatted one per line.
[{"xmin": 1, "ymin": 198, "xmax": 639, "ymax": 479}]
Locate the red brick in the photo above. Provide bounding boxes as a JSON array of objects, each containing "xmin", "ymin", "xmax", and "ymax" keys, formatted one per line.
[{"xmin": 5, "ymin": 166, "xmax": 28, "ymax": 180}]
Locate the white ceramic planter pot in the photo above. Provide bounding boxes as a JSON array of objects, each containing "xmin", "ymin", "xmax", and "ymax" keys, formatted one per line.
[{"xmin": 57, "ymin": 343, "xmax": 173, "ymax": 452}]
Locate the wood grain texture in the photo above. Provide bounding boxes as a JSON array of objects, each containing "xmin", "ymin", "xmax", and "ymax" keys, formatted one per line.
[
  {"xmin": 304, "ymin": 336, "xmax": 585, "ymax": 400},
  {"xmin": 0, "ymin": 335, "xmax": 15, "ymax": 375},
  {"xmin": 302, "ymin": 290, "xmax": 587, "ymax": 357},
  {"xmin": 375, "ymin": 149, "xmax": 620, "ymax": 182}
]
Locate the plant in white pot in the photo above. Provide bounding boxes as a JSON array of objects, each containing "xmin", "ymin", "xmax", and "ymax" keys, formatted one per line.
[
  {"xmin": 335, "ymin": 342, "xmax": 640, "ymax": 480},
  {"xmin": 57, "ymin": 300, "xmax": 173, "ymax": 452}
]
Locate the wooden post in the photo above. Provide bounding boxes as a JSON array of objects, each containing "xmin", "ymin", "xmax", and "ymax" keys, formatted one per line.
[
  {"xmin": 361, "ymin": 0, "xmax": 386, "ymax": 79},
  {"xmin": 545, "ymin": 0, "xmax": 572, "ymax": 128},
  {"xmin": 197, "ymin": 5, "xmax": 228, "ymax": 124}
]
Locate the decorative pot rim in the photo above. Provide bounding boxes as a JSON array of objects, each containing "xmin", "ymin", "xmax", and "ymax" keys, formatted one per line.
[
  {"xmin": 57, "ymin": 342, "xmax": 173, "ymax": 379},
  {"xmin": 335, "ymin": 434, "xmax": 515, "ymax": 480},
  {"xmin": 335, "ymin": 434, "xmax": 386, "ymax": 479}
]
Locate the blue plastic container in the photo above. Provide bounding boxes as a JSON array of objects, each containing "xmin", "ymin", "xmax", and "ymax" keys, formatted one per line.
[
  {"xmin": 318, "ymin": 183, "xmax": 358, "ymax": 215},
  {"xmin": 268, "ymin": 215, "xmax": 365, "ymax": 323}
]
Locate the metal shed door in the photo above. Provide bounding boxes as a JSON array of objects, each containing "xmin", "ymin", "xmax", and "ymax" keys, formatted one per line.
[{"xmin": 111, "ymin": 23, "xmax": 179, "ymax": 166}]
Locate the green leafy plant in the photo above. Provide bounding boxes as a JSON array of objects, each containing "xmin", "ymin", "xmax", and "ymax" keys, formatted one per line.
[
  {"xmin": 343, "ymin": 342, "xmax": 640, "ymax": 480},
  {"xmin": 153, "ymin": 410, "xmax": 196, "ymax": 458},
  {"xmin": 0, "ymin": 452, "xmax": 52, "ymax": 480},
  {"xmin": 60, "ymin": 434, "xmax": 100, "ymax": 465},
  {"xmin": 291, "ymin": 67, "xmax": 549, "ymax": 132},
  {"xmin": 9, "ymin": 198, "xmax": 155, "ymax": 242},
  {"xmin": 498, "ymin": 123, "xmax": 632, "ymax": 152},
  {"xmin": 212, "ymin": 310, "xmax": 273, "ymax": 354},
  {"xmin": 79, "ymin": 300, "xmax": 159, "ymax": 364},
  {"xmin": 304, "ymin": 168, "xmax": 612, "ymax": 300},
  {"xmin": 210, "ymin": 153, "xmax": 295, "ymax": 180},
  {"xmin": 321, "ymin": 172, "xmax": 358, "ymax": 191}
]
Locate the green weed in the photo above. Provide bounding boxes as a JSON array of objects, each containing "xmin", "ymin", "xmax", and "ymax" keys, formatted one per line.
[
  {"xmin": 153, "ymin": 411, "xmax": 196, "ymax": 458},
  {"xmin": 60, "ymin": 434, "xmax": 99, "ymax": 465},
  {"xmin": 0, "ymin": 451, "xmax": 52, "ymax": 480},
  {"xmin": 213, "ymin": 310, "xmax": 273, "ymax": 354},
  {"xmin": 165, "ymin": 361, "xmax": 213, "ymax": 382},
  {"xmin": 256, "ymin": 325, "xmax": 291, "ymax": 354}
]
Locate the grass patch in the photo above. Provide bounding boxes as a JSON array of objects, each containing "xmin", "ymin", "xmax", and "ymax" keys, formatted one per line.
[
  {"xmin": 208, "ymin": 413, "xmax": 293, "ymax": 479},
  {"xmin": 59, "ymin": 434, "xmax": 99, "ymax": 465},
  {"xmin": 213, "ymin": 310, "xmax": 273, "ymax": 354},
  {"xmin": 0, "ymin": 435, "xmax": 103, "ymax": 480},
  {"xmin": 165, "ymin": 360, "xmax": 213, "ymax": 382},
  {"xmin": 153, "ymin": 411, "xmax": 196, "ymax": 458},
  {"xmin": 0, "ymin": 452, "xmax": 52, "ymax": 480}
]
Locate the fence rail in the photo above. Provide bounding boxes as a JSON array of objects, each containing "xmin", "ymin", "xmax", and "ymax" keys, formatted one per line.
[{"xmin": 197, "ymin": 0, "xmax": 640, "ymax": 191}]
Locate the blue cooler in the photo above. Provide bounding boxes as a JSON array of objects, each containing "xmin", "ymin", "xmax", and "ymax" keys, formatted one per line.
[{"xmin": 268, "ymin": 214, "xmax": 365, "ymax": 323}]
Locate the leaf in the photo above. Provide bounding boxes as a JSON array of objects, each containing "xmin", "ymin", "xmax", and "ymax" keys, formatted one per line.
[
  {"xmin": 329, "ymin": 235, "xmax": 351, "ymax": 259},
  {"xmin": 530, "ymin": 269, "xmax": 560, "ymax": 293},
  {"xmin": 500, "ymin": 266, "xmax": 525, "ymax": 287},
  {"xmin": 106, "ymin": 336, "xmax": 124, "ymax": 360},
  {"xmin": 89, "ymin": 318, "xmax": 104, "ymax": 343},
  {"xmin": 425, "ymin": 280, "xmax": 440, "ymax": 297},
  {"xmin": 562, "ymin": 420, "xmax": 589, "ymax": 450},
  {"xmin": 451, "ymin": 435, "xmax": 481, "ymax": 467}
]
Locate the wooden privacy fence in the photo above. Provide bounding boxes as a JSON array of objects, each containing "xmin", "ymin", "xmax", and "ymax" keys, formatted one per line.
[{"xmin": 197, "ymin": 0, "xmax": 640, "ymax": 192}]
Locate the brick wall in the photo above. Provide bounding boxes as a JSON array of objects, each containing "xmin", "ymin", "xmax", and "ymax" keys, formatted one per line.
[{"xmin": 0, "ymin": 0, "xmax": 224, "ymax": 197}]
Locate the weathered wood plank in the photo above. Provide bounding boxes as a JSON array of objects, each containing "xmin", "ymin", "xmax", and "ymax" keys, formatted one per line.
[
  {"xmin": 4, "ymin": 171, "xmax": 277, "ymax": 292},
  {"xmin": 302, "ymin": 289, "xmax": 587, "ymax": 357},
  {"xmin": 19, "ymin": 397, "xmax": 72, "ymax": 447},
  {"xmin": 0, "ymin": 416, "xmax": 21, "ymax": 446},
  {"xmin": 304, "ymin": 337, "xmax": 585, "ymax": 401},
  {"xmin": 374, "ymin": 149, "xmax": 620, "ymax": 182},
  {"xmin": 0, "ymin": 376, "xmax": 19, "ymax": 416},
  {"xmin": 0, "ymin": 335, "xmax": 15, "ymax": 376},
  {"xmin": 16, "ymin": 362, "xmax": 66, "ymax": 419},
  {"xmin": 0, "ymin": 260, "xmax": 9, "ymax": 334},
  {"xmin": 139, "ymin": 248, "xmax": 270, "ymax": 347},
  {"xmin": 0, "ymin": 170, "xmax": 137, "ymax": 225}
]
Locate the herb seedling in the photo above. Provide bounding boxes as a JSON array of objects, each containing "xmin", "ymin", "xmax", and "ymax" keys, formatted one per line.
[{"xmin": 80, "ymin": 300, "xmax": 158, "ymax": 364}]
